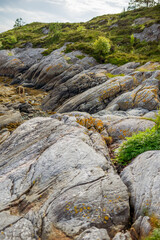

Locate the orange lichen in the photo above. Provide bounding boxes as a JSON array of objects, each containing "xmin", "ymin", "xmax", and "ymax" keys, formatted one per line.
[
  {"xmin": 46, "ymin": 65, "xmax": 52, "ymax": 72},
  {"xmin": 76, "ymin": 116, "xmax": 104, "ymax": 133}
]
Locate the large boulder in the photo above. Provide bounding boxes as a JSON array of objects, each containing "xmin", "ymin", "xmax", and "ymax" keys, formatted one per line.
[
  {"xmin": 121, "ymin": 151, "xmax": 160, "ymax": 219},
  {"xmin": 0, "ymin": 116, "xmax": 130, "ymax": 239}
]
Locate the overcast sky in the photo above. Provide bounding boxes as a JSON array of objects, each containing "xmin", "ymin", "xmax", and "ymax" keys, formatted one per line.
[{"xmin": 0, "ymin": 0, "xmax": 129, "ymax": 33}]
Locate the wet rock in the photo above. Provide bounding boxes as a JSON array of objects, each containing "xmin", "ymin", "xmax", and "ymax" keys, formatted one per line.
[
  {"xmin": 0, "ymin": 117, "xmax": 130, "ymax": 239},
  {"xmin": 121, "ymin": 151, "xmax": 160, "ymax": 219}
]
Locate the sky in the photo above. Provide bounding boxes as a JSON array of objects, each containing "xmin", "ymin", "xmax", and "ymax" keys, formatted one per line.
[{"xmin": 0, "ymin": 0, "xmax": 129, "ymax": 33}]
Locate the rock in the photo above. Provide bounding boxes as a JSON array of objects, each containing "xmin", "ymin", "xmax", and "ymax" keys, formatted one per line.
[
  {"xmin": 134, "ymin": 24, "xmax": 160, "ymax": 42},
  {"xmin": 42, "ymin": 27, "xmax": 50, "ymax": 35},
  {"xmin": 22, "ymin": 47, "xmax": 97, "ymax": 91},
  {"xmin": 126, "ymin": 108, "xmax": 149, "ymax": 116},
  {"xmin": 0, "ymin": 218, "xmax": 37, "ymax": 240},
  {"xmin": 107, "ymin": 118, "xmax": 154, "ymax": 141},
  {"xmin": 131, "ymin": 216, "xmax": 152, "ymax": 239},
  {"xmin": 112, "ymin": 231, "xmax": 132, "ymax": 240},
  {"xmin": 107, "ymin": 78, "xmax": 160, "ymax": 111},
  {"xmin": 0, "ymin": 110, "xmax": 22, "ymax": 128},
  {"xmin": 121, "ymin": 151, "xmax": 160, "ymax": 219},
  {"xmin": 137, "ymin": 62, "xmax": 160, "ymax": 71},
  {"xmin": 110, "ymin": 62, "xmax": 140, "ymax": 75},
  {"xmin": 133, "ymin": 17, "xmax": 152, "ymax": 25},
  {"xmin": 75, "ymin": 227, "xmax": 110, "ymax": 240},
  {"xmin": 19, "ymin": 102, "xmax": 34, "ymax": 113},
  {"xmin": 0, "ymin": 117, "xmax": 130, "ymax": 239},
  {"xmin": 53, "ymin": 75, "xmax": 138, "ymax": 114},
  {"xmin": 0, "ymin": 129, "xmax": 10, "ymax": 144},
  {"xmin": 0, "ymin": 47, "xmax": 45, "ymax": 77}
]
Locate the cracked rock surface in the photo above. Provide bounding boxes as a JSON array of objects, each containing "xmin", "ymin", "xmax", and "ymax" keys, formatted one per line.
[
  {"xmin": 0, "ymin": 116, "xmax": 129, "ymax": 239},
  {"xmin": 121, "ymin": 151, "xmax": 160, "ymax": 219}
]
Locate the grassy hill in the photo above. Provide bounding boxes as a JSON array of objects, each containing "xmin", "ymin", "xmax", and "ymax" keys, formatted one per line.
[{"xmin": 0, "ymin": 5, "xmax": 160, "ymax": 65}]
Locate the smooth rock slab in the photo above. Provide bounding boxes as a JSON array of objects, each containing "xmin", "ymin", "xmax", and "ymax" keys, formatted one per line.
[
  {"xmin": 107, "ymin": 118, "xmax": 155, "ymax": 140},
  {"xmin": 75, "ymin": 227, "xmax": 110, "ymax": 240},
  {"xmin": 0, "ymin": 117, "xmax": 129, "ymax": 239},
  {"xmin": 121, "ymin": 151, "xmax": 160, "ymax": 219}
]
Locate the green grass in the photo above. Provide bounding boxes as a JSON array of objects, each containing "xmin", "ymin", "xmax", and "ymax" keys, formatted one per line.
[
  {"xmin": 0, "ymin": 5, "xmax": 160, "ymax": 65},
  {"xmin": 144, "ymin": 228, "xmax": 160, "ymax": 240}
]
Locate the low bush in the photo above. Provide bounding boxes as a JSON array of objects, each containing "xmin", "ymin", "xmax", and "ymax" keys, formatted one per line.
[
  {"xmin": 145, "ymin": 228, "xmax": 160, "ymax": 240},
  {"xmin": 93, "ymin": 36, "xmax": 111, "ymax": 62},
  {"xmin": 115, "ymin": 111, "xmax": 160, "ymax": 165},
  {"xmin": 115, "ymin": 127, "xmax": 160, "ymax": 165},
  {"xmin": 105, "ymin": 51, "xmax": 141, "ymax": 66}
]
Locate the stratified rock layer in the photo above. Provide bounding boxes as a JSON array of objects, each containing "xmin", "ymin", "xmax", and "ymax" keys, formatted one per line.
[
  {"xmin": 121, "ymin": 151, "xmax": 160, "ymax": 219},
  {"xmin": 0, "ymin": 117, "xmax": 129, "ymax": 239}
]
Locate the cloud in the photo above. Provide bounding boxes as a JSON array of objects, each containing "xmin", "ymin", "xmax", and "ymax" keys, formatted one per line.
[
  {"xmin": 0, "ymin": 0, "xmax": 129, "ymax": 32},
  {"xmin": 65, "ymin": 0, "xmax": 128, "ymax": 14}
]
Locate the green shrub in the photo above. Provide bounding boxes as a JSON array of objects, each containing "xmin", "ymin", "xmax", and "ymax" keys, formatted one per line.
[
  {"xmin": 7, "ymin": 35, "xmax": 17, "ymax": 44},
  {"xmin": 105, "ymin": 51, "xmax": 140, "ymax": 66},
  {"xmin": 93, "ymin": 36, "xmax": 111, "ymax": 62},
  {"xmin": 75, "ymin": 55, "xmax": 86, "ymax": 59},
  {"xmin": 77, "ymin": 26, "xmax": 86, "ymax": 32},
  {"xmin": 115, "ymin": 127, "xmax": 160, "ymax": 165},
  {"xmin": 0, "ymin": 41, "xmax": 3, "ymax": 49},
  {"xmin": 145, "ymin": 228, "xmax": 160, "ymax": 240}
]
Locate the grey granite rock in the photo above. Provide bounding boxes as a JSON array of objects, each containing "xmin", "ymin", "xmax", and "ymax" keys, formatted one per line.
[
  {"xmin": 112, "ymin": 231, "xmax": 132, "ymax": 240},
  {"xmin": 121, "ymin": 151, "xmax": 160, "ymax": 219},
  {"xmin": 134, "ymin": 24, "xmax": 160, "ymax": 42},
  {"xmin": 75, "ymin": 227, "xmax": 110, "ymax": 240},
  {"xmin": 0, "ymin": 117, "xmax": 130, "ymax": 239},
  {"xmin": 0, "ymin": 110, "xmax": 22, "ymax": 128}
]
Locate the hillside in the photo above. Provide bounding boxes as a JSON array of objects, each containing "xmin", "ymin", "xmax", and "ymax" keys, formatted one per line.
[{"xmin": 0, "ymin": 5, "xmax": 160, "ymax": 65}]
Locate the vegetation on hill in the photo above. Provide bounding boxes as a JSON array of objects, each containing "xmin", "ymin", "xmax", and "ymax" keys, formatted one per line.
[{"xmin": 0, "ymin": 5, "xmax": 160, "ymax": 65}]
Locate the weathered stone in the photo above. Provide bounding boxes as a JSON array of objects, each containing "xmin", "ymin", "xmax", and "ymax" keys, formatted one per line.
[
  {"xmin": 130, "ymin": 216, "xmax": 152, "ymax": 239},
  {"xmin": 110, "ymin": 62, "xmax": 140, "ymax": 75},
  {"xmin": 0, "ymin": 110, "xmax": 22, "ymax": 128},
  {"xmin": 133, "ymin": 17, "xmax": 152, "ymax": 25},
  {"xmin": 121, "ymin": 151, "xmax": 160, "ymax": 219},
  {"xmin": 112, "ymin": 231, "xmax": 132, "ymax": 240},
  {"xmin": 54, "ymin": 75, "xmax": 138, "ymax": 114},
  {"xmin": 75, "ymin": 227, "xmax": 110, "ymax": 240},
  {"xmin": 134, "ymin": 24, "xmax": 160, "ymax": 42},
  {"xmin": 0, "ymin": 48, "xmax": 44, "ymax": 77},
  {"xmin": 107, "ymin": 78, "xmax": 160, "ymax": 111},
  {"xmin": 107, "ymin": 118, "xmax": 154, "ymax": 140},
  {"xmin": 0, "ymin": 117, "xmax": 130, "ymax": 239}
]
